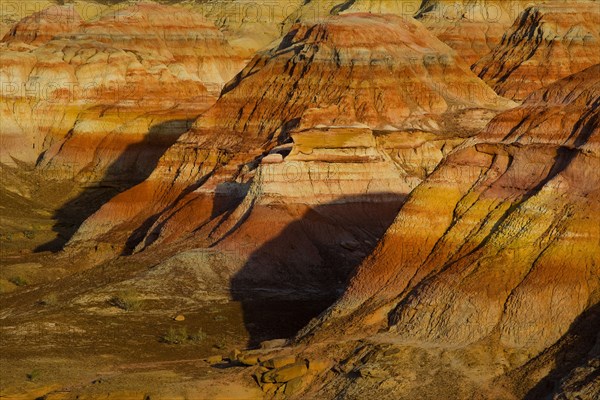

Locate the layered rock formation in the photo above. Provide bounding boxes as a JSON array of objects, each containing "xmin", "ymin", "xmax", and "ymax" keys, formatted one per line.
[
  {"xmin": 2, "ymin": 2, "xmax": 600, "ymax": 399},
  {"xmin": 415, "ymin": 0, "xmax": 544, "ymax": 65},
  {"xmin": 69, "ymin": 13, "xmax": 512, "ymax": 267},
  {"xmin": 304, "ymin": 65, "xmax": 599, "ymax": 362},
  {"xmin": 2, "ymin": 3, "xmax": 82, "ymax": 45},
  {"xmin": 290, "ymin": 1, "xmax": 599, "ymax": 81},
  {"xmin": 473, "ymin": 1, "xmax": 600, "ymax": 100},
  {"xmin": 284, "ymin": 0, "xmax": 559, "ymax": 66},
  {"xmin": 0, "ymin": 3, "xmax": 246, "ymax": 183}
]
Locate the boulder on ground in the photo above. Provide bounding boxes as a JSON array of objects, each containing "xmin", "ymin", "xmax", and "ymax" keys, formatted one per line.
[
  {"xmin": 252, "ymin": 366, "xmax": 270, "ymax": 388},
  {"xmin": 262, "ymin": 354, "xmax": 297, "ymax": 369},
  {"xmin": 260, "ymin": 382, "xmax": 278, "ymax": 394},
  {"xmin": 275, "ymin": 384, "xmax": 286, "ymax": 395},
  {"xmin": 340, "ymin": 240, "xmax": 360, "ymax": 250},
  {"xmin": 284, "ymin": 376, "xmax": 306, "ymax": 395},
  {"xmin": 262, "ymin": 361, "xmax": 308, "ymax": 383},
  {"xmin": 239, "ymin": 353, "xmax": 260, "ymax": 366}
]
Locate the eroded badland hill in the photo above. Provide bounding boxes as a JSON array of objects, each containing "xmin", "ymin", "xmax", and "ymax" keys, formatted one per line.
[{"xmin": 1, "ymin": 1, "xmax": 599, "ymax": 399}]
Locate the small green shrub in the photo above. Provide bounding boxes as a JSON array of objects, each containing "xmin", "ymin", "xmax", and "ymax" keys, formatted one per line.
[
  {"xmin": 213, "ymin": 338, "xmax": 226, "ymax": 350},
  {"xmin": 26, "ymin": 370, "xmax": 40, "ymax": 381},
  {"xmin": 160, "ymin": 327, "xmax": 206, "ymax": 345},
  {"xmin": 109, "ymin": 290, "xmax": 142, "ymax": 311},
  {"xmin": 189, "ymin": 328, "xmax": 207, "ymax": 343},
  {"xmin": 161, "ymin": 327, "xmax": 188, "ymax": 344},
  {"xmin": 9, "ymin": 276, "xmax": 28, "ymax": 286}
]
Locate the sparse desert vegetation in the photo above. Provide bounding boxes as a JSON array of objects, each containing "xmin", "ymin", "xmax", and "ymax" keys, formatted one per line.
[
  {"xmin": 109, "ymin": 290, "xmax": 143, "ymax": 311},
  {"xmin": 26, "ymin": 370, "xmax": 40, "ymax": 382},
  {"xmin": 160, "ymin": 326, "xmax": 207, "ymax": 345},
  {"xmin": 8, "ymin": 276, "xmax": 28, "ymax": 287}
]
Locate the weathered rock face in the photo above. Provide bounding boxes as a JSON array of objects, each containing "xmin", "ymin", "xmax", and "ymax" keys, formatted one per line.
[
  {"xmin": 69, "ymin": 13, "xmax": 512, "ymax": 263},
  {"xmin": 306, "ymin": 65, "xmax": 599, "ymax": 360},
  {"xmin": 473, "ymin": 1, "xmax": 600, "ymax": 100},
  {"xmin": 0, "ymin": 3, "xmax": 247, "ymax": 182}
]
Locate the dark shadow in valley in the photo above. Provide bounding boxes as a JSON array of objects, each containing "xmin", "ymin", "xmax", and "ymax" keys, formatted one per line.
[
  {"xmin": 229, "ymin": 193, "xmax": 405, "ymax": 347},
  {"xmin": 34, "ymin": 119, "xmax": 194, "ymax": 253},
  {"xmin": 523, "ymin": 301, "xmax": 599, "ymax": 400}
]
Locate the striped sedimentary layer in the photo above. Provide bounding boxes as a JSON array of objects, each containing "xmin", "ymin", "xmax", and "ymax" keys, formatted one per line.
[
  {"xmin": 473, "ymin": 1, "xmax": 600, "ymax": 101},
  {"xmin": 304, "ymin": 65, "xmax": 599, "ymax": 359},
  {"xmin": 69, "ymin": 13, "xmax": 512, "ymax": 260},
  {"xmin": 0, "ymin": 3, "xmax": 246, "ymax": 183}
]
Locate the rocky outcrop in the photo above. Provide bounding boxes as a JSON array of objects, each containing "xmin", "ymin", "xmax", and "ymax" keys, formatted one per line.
[
  {"xmin": 304, "ymin": 65, "xmax": 599, "ymax": 361},
  {"xmin": 69, "ymin": 13, "xmax": 513, "ymax": 264},
  {"xmin": 473, "ymin": 2, "xmax": 600, "ymax": 100}
]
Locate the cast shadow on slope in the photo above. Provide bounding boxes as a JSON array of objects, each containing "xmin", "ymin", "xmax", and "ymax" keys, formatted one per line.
[
  {"xmin": 229, "ymin": 194, "xmax": 405, "ymax": 347},
  {"xmin": 523, "ymin": 301, "xmax": 600, "ymax": 399},
  {"xmin": 35, "ymin": 119, "xmax": 194, "ymax": 253}
]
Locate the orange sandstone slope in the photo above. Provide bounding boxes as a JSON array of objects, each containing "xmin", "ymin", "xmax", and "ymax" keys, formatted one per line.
[
  {"xmin": 0, "ymin": 3, "xmax": 246, "ymax": 183},
  {"xmin": 473, "ymin": 1, "xmax": 600, "ymax": 101},
  {"xmin": 303, "ymin": 65, "xmax": 600, "ymax": 359},
  {"xmin": 69, "ymin": 13, "xmax": 513, "ymax": 261}
]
